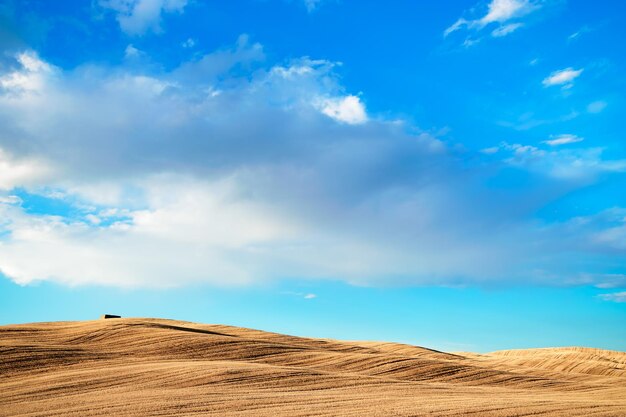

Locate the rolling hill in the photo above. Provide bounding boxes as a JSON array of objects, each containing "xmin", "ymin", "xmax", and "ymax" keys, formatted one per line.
[{"xmin": 1, "ymin": 318, "xmax": 625, "ymax": 416}]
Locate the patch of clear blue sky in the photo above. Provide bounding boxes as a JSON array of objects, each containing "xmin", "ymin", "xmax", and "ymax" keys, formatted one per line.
[
  {"xmin": 12, "ymin": 188, "xmax": 133, "ymax": 226},
  {"xmin": 12, "ymin": 188, "xmax": 76, "ymax": 217},
  {"xmin": 1, "ymin": 0, "xmax": 625, "ymax": 349},
  {"xmin": 2, "ymin": 277, "xmax": 625, "ymax": 353}
]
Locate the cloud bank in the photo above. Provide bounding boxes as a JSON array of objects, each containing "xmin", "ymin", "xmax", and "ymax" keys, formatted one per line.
[{"xmin": 0, "ymin": 39, "xmax": 625, "ymax": 289}]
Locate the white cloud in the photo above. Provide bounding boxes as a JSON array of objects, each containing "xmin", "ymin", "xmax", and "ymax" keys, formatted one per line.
[
  {"xmin": 0, "ymin": 177, "xmax": 298, "ymax": 287},
  {"xmin": 587, "ymin": 100, "xmax": 607, "ymax": 114},
  {"xmin": 13, "ymin": 51, "xmax": 51, "ymax": 73},
  {"xmin": 0, "ymin": 51, "xmax": 54, "ymax": 92},
  {"xmin": 98, "ymin": 0, "xmax": 188, "ymax": 35},
  {"xmin": 304, "ymin": 293, "xmax": 317, "ymax": 299},
  {"xmin": 1, "ymin": 45, "xmax": 625, "ymax": 289},
  {"xmin": 598, "ymin": 292, "xmax": 626, "ymax": 303},
  {"xmin": 490, "ymin": 142, "xmax": 626, "ymax": 180},
  {"xmin": 0, "ymin": 195, "xmax": 21, "ymax": 205},
  {"xmin": 542, "ymin": 134, "xmax": 584, "ymax": 146},
  {"xmin": 271, "ymin": 61, "xmax": 321, "ymax": 78},
  {"xmin": 445, "ymin": 0, "xmax": 540, "ymax": 39},
  {"xmin": 542, "ymin": 67, "xmax": 583, "ymax": 88},
  {"xmin": 481, "ymin": 0, "xmax": 536, "ymax": 24},
  {"xmin": 444, "ymin": 19, "xmax": 468, "ymax": 37},
  {"xmin": 0, "ymin": 149, "xmax": 53, "ymax": 190},
  {"xmin": 318, "ymin": 95, "xmax": 367, "ymax": 125}
]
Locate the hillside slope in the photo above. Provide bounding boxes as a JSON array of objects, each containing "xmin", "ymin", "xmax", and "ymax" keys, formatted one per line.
[{"xmin": 1, "ymin": 318, "xmax": 625, "ymax": 416}]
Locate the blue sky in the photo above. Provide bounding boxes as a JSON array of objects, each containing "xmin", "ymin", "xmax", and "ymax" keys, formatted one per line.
[{"xmin": 0, "ymin": 0, "xmax": 625, "ymax": 352}]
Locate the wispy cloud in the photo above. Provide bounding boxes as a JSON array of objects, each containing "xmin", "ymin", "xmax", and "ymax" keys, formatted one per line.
[
  {"xmin": 497, "ymin": 110, "xmax": 580, "ymax": 131},
  {"xmin": 485, "ymin": 142, "xmax": 626, "ymax": 180},
  {"xmin": 587, "ymin": 100, "xmax": 607, "ymax": 114},
  {"xmin": 542, "ymin": 134, "xmax": 584, "ymax": 146},
  {"xmin": 568, "ymin": 25, "xmax": 592, "ymax": 42},
  {"xmin": 592, "ymin": 275, "xmax": 626, "ymax": 289},
  {"xmin": 542, "ymin": 67, "xmax": 583, "ymax": 88},
  {"xmin": 491, "ymin": 22, "xmax": 524, "ymax": 37},
  {"xmin": 98, "ymin": 0, "xmax": 188, "ymax": 35},
  {"xmin": 281, "ymin": 291, "xmax": 317, "ymax": 299},
  {"xmin": 598, "ymin": 292, "xmax": 626, "ymax": 303},
  {"xmin": 444, "ymin": 0, "xmax": 541, "ymax": 42}
]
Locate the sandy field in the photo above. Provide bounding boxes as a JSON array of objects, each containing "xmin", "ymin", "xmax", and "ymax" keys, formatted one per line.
[{"xmin": 1, "ymin": 318, "xmax": 625, "ymax": 416}]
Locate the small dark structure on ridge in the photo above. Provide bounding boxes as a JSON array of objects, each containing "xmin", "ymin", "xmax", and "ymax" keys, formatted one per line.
[{"xmin": 100, "ymin": 314, "xmax": 121, "ymax": 319}]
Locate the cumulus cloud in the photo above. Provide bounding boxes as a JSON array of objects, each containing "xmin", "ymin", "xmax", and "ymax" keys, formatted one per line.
[
  {"xmin": 542, "ymin": 134, "xmax": 584, "ymax": 146},
  {"xmin": 542, "ymin": 67, "xmax": 583, "ymax": 88},
  {"xmin": 317, "ymin": 95, "xmax": 367, "ymax": 124},
  {"xmin": 0, "ymin": 51, "xmax": 54, "ymax": 92},
  {"xmin": 0, "ymin": 41, "xmax": 625, "ymax": 289},
  {"xmin": 98, "ymin": 0, "xmax": 188, "ymax": 35},
  {"xmin": 445, "ymin": 0, "xmax": 541, "ymax": 41}
]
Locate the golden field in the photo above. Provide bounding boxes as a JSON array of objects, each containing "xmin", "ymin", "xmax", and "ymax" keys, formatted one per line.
[{"xmin": 1, "ymin": 318, "xmax": 625, "ymax": 416}]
